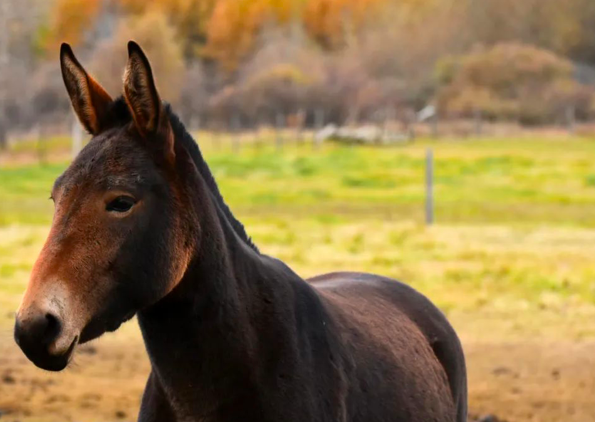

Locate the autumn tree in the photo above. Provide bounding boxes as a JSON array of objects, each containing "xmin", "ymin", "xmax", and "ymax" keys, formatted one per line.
[
  {"xmin": 435, "ymin": 43, "xmax": 593, "ymax": 124},
  {"xmin": 119, "ymin": 0, "xmax": 218, "ymax": 59},
  {"xmin": 89, "ymin": 11, "xmax": 185, "ymax": 104},
  {"xmin": 41, "ymin": 0, "xmax": 102, "ymax": 52}
]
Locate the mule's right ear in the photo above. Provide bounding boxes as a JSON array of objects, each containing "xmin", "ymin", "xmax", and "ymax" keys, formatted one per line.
[{"xmin": 60, "ymin": 43, "xmax": 113, "ymax": 135}]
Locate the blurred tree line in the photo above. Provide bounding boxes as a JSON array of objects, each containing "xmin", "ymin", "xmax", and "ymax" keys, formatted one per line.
[{"xmin": 3, "ymin": 0, "xmax": 595, "ymax": 141}]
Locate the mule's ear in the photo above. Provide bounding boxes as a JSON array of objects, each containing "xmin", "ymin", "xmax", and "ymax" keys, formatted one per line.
[
  {"xmin": 60, "ymin": 43, "xmax": 113, "ymax": 135},
  {"xmin": 123, "ymin": 41, "xmax": 164, "ymax": 136}
]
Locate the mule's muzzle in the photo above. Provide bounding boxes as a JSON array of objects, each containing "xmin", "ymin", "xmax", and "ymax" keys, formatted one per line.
[{"xmin": 14, "ymin": 308, "xmax": 78, "ymax": 371}]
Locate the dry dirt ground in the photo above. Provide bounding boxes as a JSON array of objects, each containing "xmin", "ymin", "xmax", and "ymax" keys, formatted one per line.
[{"xmin": 1, "ymin": 317, "xmax": 594, "ymax": 422}]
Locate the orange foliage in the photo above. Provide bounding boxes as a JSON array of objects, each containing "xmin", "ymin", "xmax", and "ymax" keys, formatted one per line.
[
  {"xmin": 202, "ymin": 0, "xmax": 271, "ymax": 71},
  {"xmin": 44, "ymin": 0, "xmax": 408, "ymax": 68},
  {"xmin": 119, "ymin": 0, "xmax": 218, "ymax": 57},
  {"xmin": 303, "ymin": 0, "xmax": 386, "ymax": 49},
  {"xmin": 44, "ymin": 0, "xmax": 102, "ymax": 52}
]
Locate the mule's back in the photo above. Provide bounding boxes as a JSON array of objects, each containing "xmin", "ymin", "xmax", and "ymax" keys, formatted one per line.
[{"xmin": 309, "ymin": 272, "xmax": 467, "ymax": 422}]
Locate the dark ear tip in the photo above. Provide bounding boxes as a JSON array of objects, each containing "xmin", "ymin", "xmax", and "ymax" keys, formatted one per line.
[
  {"xmin": 60, "ymin": 43, "xmax": 73, "ymax": 58},
  {"xmin": 127, "ymin": 41, "xmax": 142, "ymax": 57}
]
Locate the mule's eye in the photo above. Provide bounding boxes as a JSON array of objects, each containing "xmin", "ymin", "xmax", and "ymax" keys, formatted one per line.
[{"xmin": 106, "ymin": 196, "xmax": 136, "ymax": 213}]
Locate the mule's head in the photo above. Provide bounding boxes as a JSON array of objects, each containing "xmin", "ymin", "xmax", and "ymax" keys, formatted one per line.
[{"xmin": 14, "ymin": 42, "xmax": 197, "ymax": 371}]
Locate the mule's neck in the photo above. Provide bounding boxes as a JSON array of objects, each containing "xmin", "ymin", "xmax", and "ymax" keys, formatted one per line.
[
  {"xmin": 136, "ymin": 145, "xmax": 301, "ymax": 413},
  {"xmin": 140, "ymin": 148, "xmax": 268, "ymax": 325}
]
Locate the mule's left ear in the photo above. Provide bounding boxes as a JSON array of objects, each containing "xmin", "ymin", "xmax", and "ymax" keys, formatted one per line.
[
  {"xmin": 123, "ymin": 41, "xmax": 166, "ymax": 137},
  {"xmin": 60, "ymin": 43, "xmax": 113, "ymax": 135}
]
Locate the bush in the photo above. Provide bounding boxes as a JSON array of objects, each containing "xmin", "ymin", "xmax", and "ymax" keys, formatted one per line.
[{"xmin": 435, "ymin": 43, "xmax": 595, "ymax": 125}]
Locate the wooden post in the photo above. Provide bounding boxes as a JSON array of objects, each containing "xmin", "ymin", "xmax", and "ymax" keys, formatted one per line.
[
  {"xmin": 0, "ymin": 0, "xmax": 8, "ymax": 151},
  {"xmin": 407, "ymin": 109, "xmax": 416, "ymax": 142},
  {"xmin": 566, "ymin": 105, "xmax": 576, "ymax": 135},
  {"xmin": 431, "ymin": 112, "xmax": 439, "ymax": 138},
  {"xmin": 425, "ymin": 148, "xmax": 434, "ymax": 225},
  {"xmin": 189, "ymin": 116, "xmax": 201, "ymax": 139},
  {"xmin": 231, "ymin": 113, "xmax": 240, "ymax": 153},
  {"xmin": 255, "ymin": 115, "xmax": 263, "ymax": 149},
  {"xmin": 37, "ymin": 124, "xmax": 47, "ymax": 165},
  {"xmin": 275, "ymin": 112, "xmax": 284, "ymax": 152},
  {"xmin": 71, "ymin": 118, "xmax": 83, "ymax": 158},
  {"xmin": 473, "ymin": 108, "xmax": 483, "ymax": 136},
  {"xmin": 314, "ymin": 108, "xmax": 324, "ymax": 149},
  {"xmin": 382, "ymin": 107, "xmax": 395, "ymax": 145},
  {"xmin": 0, "ymin": 117, "xmax": 6, "ymax": 151},
  {"xmin": 211, "ymin": 126, "xmax": 218, "ymax": 150},
  {"xmin": 296, "ymin": 108, "xmax": 305, "ymax": 144}
]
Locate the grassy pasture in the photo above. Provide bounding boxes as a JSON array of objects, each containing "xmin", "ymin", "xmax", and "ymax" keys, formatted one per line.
[
  {"xmin": 1, "ymin": 136, "xmax": 595, "ymax": 421},
  {"xmin": 3, "ymin": 136, "xmax": 595, "ymax": 226},
  {"xmin": 2, "ymin": 135, "xmax": 595, "ymax": 325}
]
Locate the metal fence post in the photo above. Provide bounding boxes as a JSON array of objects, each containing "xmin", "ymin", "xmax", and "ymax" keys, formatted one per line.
[{"xmin": 425, "ymin": 148, "xmax": 434, "ymax": 225}]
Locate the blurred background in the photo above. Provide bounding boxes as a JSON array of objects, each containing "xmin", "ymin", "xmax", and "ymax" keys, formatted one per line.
[{"xmin": 1, "ymin": 0, "xmax": 595, "ymax": 421}]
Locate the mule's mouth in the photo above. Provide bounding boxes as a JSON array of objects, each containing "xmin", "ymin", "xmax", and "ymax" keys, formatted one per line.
[{"xmin": 23, "ymin": 335, "xmax": 78, "ymax": 372}]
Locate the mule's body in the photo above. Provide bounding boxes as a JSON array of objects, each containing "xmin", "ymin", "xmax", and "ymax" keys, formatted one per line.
[
  {"xmin": 15, "ymin": 42, "xmax": 467, "ymax": 422},
  {"xmin": 139, "ymin": 266, "xmax": 466, "ymax": 422}
]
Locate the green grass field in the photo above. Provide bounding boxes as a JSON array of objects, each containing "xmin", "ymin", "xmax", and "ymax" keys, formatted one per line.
[
  {"xmin": 3, "ymin": 136, "xmax": 595, "ymax": 226},
  {"xmin": 3, "ymin": 136, "xmax": 595, "ymax": 421},
  {"xmin": 2, "ymin": 136, "xmax": 595, "ymax": 335}
]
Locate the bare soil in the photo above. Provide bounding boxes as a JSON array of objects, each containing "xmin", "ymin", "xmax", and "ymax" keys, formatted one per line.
[{"xmin": 1, "ymin": 321, "xmax": 594, "ymax": 422}]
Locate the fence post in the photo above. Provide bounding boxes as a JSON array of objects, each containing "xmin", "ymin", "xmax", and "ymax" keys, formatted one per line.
[
  {"xmin": 211, "ymin": 126, "xmax": 219, "ymax": 150},
  {"xmin": 37, "ymin": 124, "xmax": 47, "ymax": 165},
  {"xmin": 231, "ymin": 113, "xmax": 240, "ymax": 154},
  {"xmin": 275, "ymin": 112, "xmax": 284, "ymax": 152},
  {"xmin": 255, "ymin": 114, "xmax": 263, "ymax": 149},
  {"xmin": 425, "ymin": 148, "xmax": 434, "ymax": 225},
  {"xmin": 381, "ymin": 107, "xmax": 392, "ymax": 144},
  {"xmin": 473, "ymin": 108, "xmax": 483, "ymax": 136},
  {"xmin": 406, "ymin": 109, "xmax": 416, "ymax": 142},
  {"xmin": 0, "ymin": 117, "xmax": 6, "ymax": 151},
  {"xmin": 431, "ymin": 112, "xmax": 439, "ymax": 138},
  {"xmin": 296, "ymin": 108, "xmax": 305, "ymax": 144},
  {"xmin": 71, "ymin": 118, "xmax": 83, "ymax": 158},
  {"xmin": 566, "ymin": 105, "xmax": 576, "ymax": 135},
  {"xmin": 314, "ymin": 108, "xmax": 325, "ymax": 149}
]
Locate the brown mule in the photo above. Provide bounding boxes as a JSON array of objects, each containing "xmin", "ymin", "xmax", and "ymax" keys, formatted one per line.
[{"xmin": 15, "ymin": 42, "xmax": 467, "ymax": 422}]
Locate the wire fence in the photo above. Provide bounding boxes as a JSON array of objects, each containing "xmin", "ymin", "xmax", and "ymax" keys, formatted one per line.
[{"xmin": 3, "ymin": 101, "xmax": 588, "ymax": 162}]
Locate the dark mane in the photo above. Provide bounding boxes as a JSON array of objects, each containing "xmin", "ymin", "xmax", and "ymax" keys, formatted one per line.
[
  {"xmin": 107, "ymin": 97, "xmax": 259, "ymax": 253},
  {"xmin": 167, "ymin": 105, "xmax": 259, "ymax": 253}
]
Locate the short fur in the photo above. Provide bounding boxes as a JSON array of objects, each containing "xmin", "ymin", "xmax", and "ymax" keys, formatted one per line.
[{"xmin": 15, "ymin": 42, "xmax": 467, "ymax": 422}]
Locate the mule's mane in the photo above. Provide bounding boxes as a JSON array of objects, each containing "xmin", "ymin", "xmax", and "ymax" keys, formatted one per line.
[
  {"xmin": 166, "ymin": 106, "xmax": 259, "ymax": 253},
  {"xmin": 108, "ymin": 97, "xmax": 259, "ymax": 253}
]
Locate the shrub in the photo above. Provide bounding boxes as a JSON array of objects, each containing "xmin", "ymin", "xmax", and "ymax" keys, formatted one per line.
[{"xmin": 435, "ymin": 43, "xmax": 594, "ymax": 124}]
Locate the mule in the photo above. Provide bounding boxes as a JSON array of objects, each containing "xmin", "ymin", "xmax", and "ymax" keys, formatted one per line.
[{"xmin": 14, "ymin": 42, "xmax": 467, "ymax": 422}]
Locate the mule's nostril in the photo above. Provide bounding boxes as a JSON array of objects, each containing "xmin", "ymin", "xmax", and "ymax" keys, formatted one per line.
[
  {"xmin": 44, "ymin": 313, "xmax": 61, "ymax": 343},
  {"xmin": 14, "ymin": 309, "xmax": 73, "ymax": 371}
]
